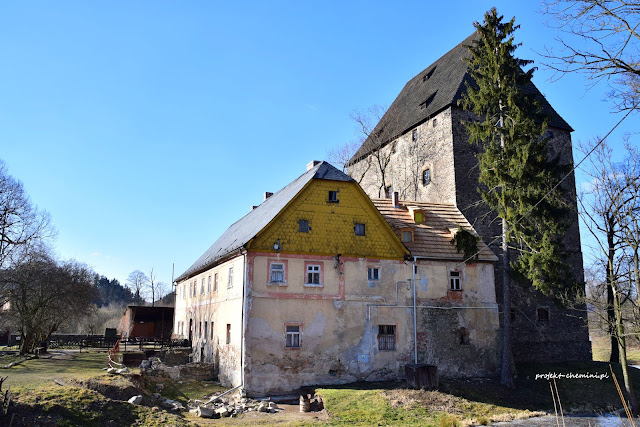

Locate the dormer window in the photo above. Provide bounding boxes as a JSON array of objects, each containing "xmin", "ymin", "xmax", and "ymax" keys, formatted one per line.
[
  {"xmin": 328, "ymin": 191, "xmax": 338, "ymax": 203},
  {"xmin": 414, "ymin": 211, "xmax": 424, "ymax": 224}
]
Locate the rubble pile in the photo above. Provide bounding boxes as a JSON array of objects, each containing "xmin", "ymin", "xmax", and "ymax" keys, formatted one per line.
[
  {"xmin": 140, "ymin": 357, "xmax": 215, "ymax": 381},
  {"xmin": 187, "ymin": 396, "xmax": 280, "ymax": 419}
]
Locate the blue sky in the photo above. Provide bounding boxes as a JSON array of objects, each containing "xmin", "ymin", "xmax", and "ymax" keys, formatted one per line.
[{"xmin": 1, "ymin": 1, "xmax": 635, "ymax": 290}]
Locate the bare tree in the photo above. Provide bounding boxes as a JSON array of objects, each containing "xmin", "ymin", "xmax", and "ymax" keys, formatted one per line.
[
  {"xmin": 3, "ymin": 252, "xmax": 97, "ymax": 354},
  {"xmin": 126, "ymin": 270, "xmax": 148, "ymax": 305},
  {"xmin": 543, "ymin": 0, "xmax": 640, "ymax": 111},
  {"xmin": 578, "ymin": 139, "xmax": 640, "ymax": 413},
  {"xmin": 147, "ymin": 268, "xmax": 168, "ymax": 307},
  {"xmin": 0, "ymin": 160, "xmax": 53, "ymax": 271},
  {"xmin": 326, "ymin": 141, "xmax": 361, "ymax": 173}
]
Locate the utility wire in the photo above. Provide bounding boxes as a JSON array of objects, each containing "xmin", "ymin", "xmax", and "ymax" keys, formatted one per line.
[{"xmin": 453, "ymin": 102, "xmax": 639, "ymax": 269}]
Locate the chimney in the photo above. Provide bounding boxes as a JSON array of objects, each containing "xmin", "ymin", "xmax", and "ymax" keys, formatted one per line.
[
  {"xmin": 264, "ymin": 192, "xmax": 273, "ymax": 201},
  {"xmin": 392, "ymin": 191, "xmax": 400, "ymax": 208},
  {"xmin": 306, "ymin": 160, "xmax": 321, "ymax": 171}
]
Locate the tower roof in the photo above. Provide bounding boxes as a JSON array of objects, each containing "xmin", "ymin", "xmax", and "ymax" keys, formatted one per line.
[{"xmin": 349, "ymin": 32, "xmax": 572, "ymax": 165}]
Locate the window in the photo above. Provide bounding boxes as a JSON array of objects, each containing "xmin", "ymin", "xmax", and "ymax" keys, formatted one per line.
[
  {"xmin": 270, "ymin": 262, "xmax": 285, "ymax": 283},
  {"xmin": 183, "ymin": 284, "xmax": 186, "ymax": 300},
  {"xmin": 226, "ymin": 324, "xmax": 231, "ymax": 344},
  {"xmin": 198, "ymin": 321, "xmax": 202, "ymax": 338},
  {"xmin": 450, "ymin": 271, "xmax": 461, "ymax": 290},
  {"xmin": 413, "ymin": 265, "xmax": 418, "ymax": 274},
  {"xmin": 537, "ymin": 307, "xmax": 550, "ymax": 321},
  {"xmin": 210, "ymin": 321, "xmax": 214, "ymax": 340},
  {"xmin": 207, "ymin": 275, "xmax": 211, "ymax": 293},
  {"xmin": 306, "ymin": 264, "xmax": 321, "ymax": 285},
  {"xmin": 433, "ymin": 118, "xmax": 438, "ymax": 127},
  {"xmin": 201, "ymin": 278, "xmax": 205, "ymax": 295},
  {"xmin": 414, "ymin": 211, "xmax": 424, "ymax": 224},
  {"xmin": 412, "ymin": 129, "xmax": 418, "ymax": 142},
  {"xmin": 189, "ymin": 282, "xmax": 192, "ymax": 297},
  {"xmin": 355, "ymin": 223, "xmax": 365, "ymax": 236},
  {"xmin": 402, "ymin": 230, "xmax": 413, "ymax": 242},
  {"xmin": 368, "ymin": 267, "xmax": 380, "ymax": 281},
  {"xmin": 286, "ymin": 325, "xmax": 301, "ymax": 348},
  {"xmin": 214, "ymin": 273, "xmax": 218, "ymax": 291},
  {"xmin": 299, "ymin": 219, "xmax": 310, "ymax": 233},
  {"xmin": 391, "ymin": 141, "xmax": 397, "ymax": 154},
  {"xmin": 378, "ymin": 325, "xmax": 396, "ymax": 350},
  {"xmin": 459, "ymin": 327, "xmax": 470, "ymax": 345},
  {"xmin": 204, "ymin": 321, "xmax": 208, "ymax": 340},
  {"xmin": 422, "ymin": 169, "xmax": 431, "ymax": 186},
  {"xmin": 328, "ymin": 190, "xmax": 338, "ymax": 203},
  {"xmin": 228, "ymin": 267, "xmax": 234, "ymax": 288}
]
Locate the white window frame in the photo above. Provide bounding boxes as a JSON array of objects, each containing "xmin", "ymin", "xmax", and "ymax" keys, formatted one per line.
[
  {"xmin": 305, "ymin": 264, "xmax": 322, "ymax": 286},
  {"xmin": 368, "ymin": 267, "xmax": 380, "ymax": 281},
  {"xmin": 450, "ymin": 271, "xmax": 461, "ymax": 290},
  {"xmin": 285, "ymin": 325, "xmax": 301, "ymax": 348},
  {"xmin": 269, "ymin": 262, "xmax": 285, "ymax": 284}
]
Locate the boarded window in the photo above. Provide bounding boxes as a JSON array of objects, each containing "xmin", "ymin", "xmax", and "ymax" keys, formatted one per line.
[
  {"xmin": 378, "ymin": 325, "xmax": 396, "ymax": 351},
  {"xmin": 286, "ymin": 325, "xmax": 301, "ymax": 348}
]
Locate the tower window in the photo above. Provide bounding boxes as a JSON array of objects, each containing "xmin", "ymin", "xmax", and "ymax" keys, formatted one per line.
[{"xmin": 422, "ymin": 169, "xmax": 431, "ymax": 186}]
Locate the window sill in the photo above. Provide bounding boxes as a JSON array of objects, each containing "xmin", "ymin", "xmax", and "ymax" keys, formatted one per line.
[
  {"xmin": 267, "ymin": 282, "xmax": 287, "ymax": 287},
  {"xmin": 304, "ymin": 283, "xmax": 324, "ymax": 288}
]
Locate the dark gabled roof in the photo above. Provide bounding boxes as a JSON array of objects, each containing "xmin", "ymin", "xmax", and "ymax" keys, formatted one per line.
[
  {"xmin": 175, "ymin": 162, "xmax": 354, "ymax": 282},
  {"xmin": 373, "ymin": 199, "xmax": 498, "ymax": 262},
  {"xmin": 349, "ymin": 32, "xmax": 573, "ymax": 165}
]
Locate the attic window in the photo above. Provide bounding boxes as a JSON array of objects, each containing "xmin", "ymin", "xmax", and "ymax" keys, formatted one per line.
[
  {"xmin": 328, "ymin": 191, "xmax": 339, "ymax": 203},
  {"xmin": 412, "ymin": 129, "xmax": 418, "ymax": 142},
  {"xmin": 402, "ymin": 230, "xmax": 413, "ymax": 242},
  {"xmin": 355, "ymin": 223, "xmax": 366, "ymax": 236},
  {"xmin": 299, "ymin": 219, "xmax": 310, "ymax": 233},
  {"xmin": 414, "ymin": 211, "xmax": 424, "ymax": 224}
]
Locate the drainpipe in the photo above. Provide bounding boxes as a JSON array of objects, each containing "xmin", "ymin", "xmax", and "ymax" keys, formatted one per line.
[
  {"xmin": 240, "ymin": 250, "xmax": 248, "ymax": 392},
  {"xmin": 412, "ymin": 256, "xmax": 418, "ymax": 364}
]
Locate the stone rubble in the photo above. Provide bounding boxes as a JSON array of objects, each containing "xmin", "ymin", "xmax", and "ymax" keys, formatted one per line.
[{"xmin": 186, "ymin": 395, "xmax": 283, "ymax": 419}]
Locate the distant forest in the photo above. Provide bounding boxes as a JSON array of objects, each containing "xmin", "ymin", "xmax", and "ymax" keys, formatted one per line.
[{"xmin": 93, "ymin": 275, "xmax": 135, "ymax": 307}]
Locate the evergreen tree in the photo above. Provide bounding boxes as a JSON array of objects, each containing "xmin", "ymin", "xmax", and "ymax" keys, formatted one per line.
[{"xmin": 461, "ymin": 8, "xmax": 573, "ymax": 387}]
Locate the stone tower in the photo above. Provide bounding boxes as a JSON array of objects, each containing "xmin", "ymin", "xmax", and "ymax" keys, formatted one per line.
[{"xmin": 347, "ymin": 33, "xmax": 591, "ymax": 363}]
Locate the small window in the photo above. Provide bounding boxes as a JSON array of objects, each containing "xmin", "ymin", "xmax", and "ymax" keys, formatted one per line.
[
  {"xmin": 228, "ymin": 267, "xmax": 234, "ymax": 288},
  {"xmin": 183, "ymin": 284, "xmax": 186, "ymax": 300},
  {"xmin": 214, "ymin": 273, "xmax": 218, "ymax": 291},
  {"xmin": 286, "ymin": 325, "xmax": 301, "ymax": 348},
  {"xmin": 270, "ymin": 262, "xmax": 285, "ymax": 283},
  {"xmin": 306, "ymin": 264, "xmax": 321, "ymax": 285},
  {"xmin": 422, "ymin": 169, "xmax": 431, "ymax": 186},
  {"xmin": 378, "ymin": 325, "xmax": 396, "ymax": 350},
  {"xmin": 355, "ymin": 223, "xmax": 366, "ymax": 236},
  {"xmin": 189, "ymin": 282, "xmax": 192, "ymax": 297},
  {"xmin": 368, "ymin": 267, "xmax": 380, "ymax": 281},
  {"xmin": 198, "ymin": 322, "xmax": 202, "ymax": 338},
  {"xmin": 402, "ymin": 231, "xmax": 412, "ymax": 242},
  {"xmin": 459, "ymin": 327, "xmax": 470, "ymax": 345},
  {"xmin": 450, "ymin": 271, "xmax": 461, "ymax": 290},
  {"xmin": 414, "ymin": 211, "xmax": 424, "ymax": 224},
  {"xmin": 204, "ymin": 321, "xmax": 208, "ymax": 340},
  {"xmin": 413, "ymin": 265, "xmax": 418, "ymax": 274},
  {"xmin": 391, "ymin": 141, "xmax": 397, "ymax": 154},
  {"xmin": 412, "ymin": 129, "xmax": 418, "ymax": 142},
  {"xmin": 433, "ymin": 118, "xmax": 438, "ymax": 127},
  {"xmin": 210, "ymin": 321, "xmax": 214, "ymax": 340},
  {"xmin": 226, "ymin": 324, "xmax": 231, "ymax": 344},
  {"xmin": 537, "ymin": 307, "xmax": 550, "ymax": 321},
  {"xmin": 328, "ymin": 191, "xmax": 338, "ymax": 202},
  {"xmin": 299, "ymin": 219, "xmax": 310, "ymax": 233},
  {"xmin": 207, "ymin": 275, "xmax": 211, "ymax": 293},
  {"xmin": 201, "ymin": 278, "xmax": 205, "ymax": 295}
]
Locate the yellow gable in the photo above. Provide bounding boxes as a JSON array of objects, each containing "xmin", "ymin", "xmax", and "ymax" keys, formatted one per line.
[{"xmin": 247, "ymin": 179, "xmax": 408, "ymax": 260}]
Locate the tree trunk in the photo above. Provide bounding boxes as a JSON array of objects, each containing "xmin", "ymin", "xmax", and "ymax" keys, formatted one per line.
[
  {"xmin": 615, "ymin": 288, "xmax": 638, "ymax": 415},
  {"xmin": 608, "ymin": 281, "xmax": 620, "ymax": 362},
  {"xmin": 501, "ymin": 217, "xmax": 515, "ymax": 388}
]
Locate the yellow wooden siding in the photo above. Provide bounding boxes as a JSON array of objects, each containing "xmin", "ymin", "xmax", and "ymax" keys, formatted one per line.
[{"xmin": 247, "ymin": 180, "xmax": 407, "ymax": 259}]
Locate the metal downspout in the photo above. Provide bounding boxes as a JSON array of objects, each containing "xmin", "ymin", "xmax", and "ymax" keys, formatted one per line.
[{"xmin": 412, "ymin": 256, "xmax": 418, "ymax": 364}]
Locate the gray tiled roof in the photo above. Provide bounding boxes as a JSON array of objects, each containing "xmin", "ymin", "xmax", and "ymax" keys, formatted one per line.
[
  {"xmin": 176, "ymin": 162, "xmax": 354, "ymax": 282},
  {"xmin": 349, "ymin": 32, "xmax": 572, "ymax": 164}
]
